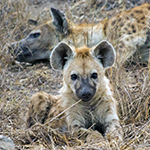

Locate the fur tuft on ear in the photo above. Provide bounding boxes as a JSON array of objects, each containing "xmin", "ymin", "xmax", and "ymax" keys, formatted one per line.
[
  {"xmin": 50, "ymin": 8, "xmax": 69, "ymax": 34},
  {"xmin": 93, "ymin": 40, "xmax": 116, "ymax": 68},
  {"xmin": 50, "ymin": 42, "xmax": 73, "ymax": 70}
]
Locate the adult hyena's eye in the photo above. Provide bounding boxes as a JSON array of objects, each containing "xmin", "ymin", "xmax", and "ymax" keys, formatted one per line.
[
  {"xmin": 91, "ymin": 73, "xmax": 98, "ymax": 79},
  {"xmin": 29, "ymin": 32, "xmax": 41, "ymax": 38},
  {"xmin": 71, "ymin": 74, "xmax": 78, "ymax": 81}
]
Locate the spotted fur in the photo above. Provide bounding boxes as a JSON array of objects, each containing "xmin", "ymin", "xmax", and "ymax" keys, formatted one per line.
[{"xmin": 9, "ymin": 3, "xmax": 150, "ymax": 65}]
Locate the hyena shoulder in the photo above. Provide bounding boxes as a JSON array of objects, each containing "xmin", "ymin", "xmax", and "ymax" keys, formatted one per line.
[
  {"xmin": 69, "ymin": 3, "xmax": 150, "ymax": 64},
  {"xmin": 26, "ymin": 91, "xmax": 63, "ymax": 128}
]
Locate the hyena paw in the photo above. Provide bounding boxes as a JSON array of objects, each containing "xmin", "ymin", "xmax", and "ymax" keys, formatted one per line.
[
  {"xmin": 72, "ymin": 127, "xmax": 90, "ymax": 141},
  {"xmin": 73, "ymin": 128, "xmax": 104, "ymax": 143},
  {"xmin": 86, "ymin": 130, "xmax": 104, "ymax": 143},
  {"xmin": 106, "ymin": 128, "xmax": 123, "ymax": 147}
]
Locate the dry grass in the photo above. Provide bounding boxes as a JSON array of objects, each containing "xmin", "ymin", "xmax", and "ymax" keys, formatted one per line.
[{"xmin": 0, "ymin": 0, "xmax": 150, "ymax": 149}]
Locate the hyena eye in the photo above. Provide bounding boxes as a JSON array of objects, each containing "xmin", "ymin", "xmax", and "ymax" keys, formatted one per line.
[
  {"xmin": 29, "ymin": 32, "xmax": 41, "ymax": 38},
  {"xmin": 71, "ymin": 74, "xmax": 78, "ymax": 81},
  {"xmin": 91, "ymin": 73, "xmax": 98, "ymax": 79}
]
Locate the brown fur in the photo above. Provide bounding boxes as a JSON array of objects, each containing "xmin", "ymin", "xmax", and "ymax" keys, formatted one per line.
[
  {"xmin": 26, "ymin": 41, "xmax": 123, "ymax": 146},
  {"xmin": 68, "ymin": 3, "xmax": 150, "ymax": 65}
]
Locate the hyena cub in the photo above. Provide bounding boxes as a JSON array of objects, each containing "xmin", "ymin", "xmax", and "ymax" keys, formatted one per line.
[{"xmin": 26, "ymin": 40, "xmax": 123, "ymax": 144}]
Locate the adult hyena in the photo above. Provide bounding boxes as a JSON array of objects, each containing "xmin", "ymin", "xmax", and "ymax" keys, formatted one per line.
[
  {"xmin": 26, "ymin": 40, "xmax": 123, "ymax": 145},
  {"xmin": 9, "ymin": 3, "xmax": 150, "ymax": 65}
]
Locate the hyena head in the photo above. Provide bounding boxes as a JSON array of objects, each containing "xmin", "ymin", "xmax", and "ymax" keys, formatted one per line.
[
  {"xmin": 51, "ymin": 41, "xmax": 115, "ymax": 102},
  {"xmin": 8, "ymin": 8, "xmax": 69, "ymax": 63}
]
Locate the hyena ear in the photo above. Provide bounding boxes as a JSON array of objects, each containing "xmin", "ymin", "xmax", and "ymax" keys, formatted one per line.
[
  {"xmin": 93, "ymin": 40, "xmax": 116, "ymax": 68},
  {"xmin": 50, "ymin": 42, "xmax": 73, "ymax": 70},
  {"xmin": 50, "ymin": 8, "xmax": 69, "ymax": 34}
]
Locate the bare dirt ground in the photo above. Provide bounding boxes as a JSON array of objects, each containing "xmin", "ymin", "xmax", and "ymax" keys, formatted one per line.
[{"xmin": 0, "ymin": 0, "xmax": 150, "ymax": 149}]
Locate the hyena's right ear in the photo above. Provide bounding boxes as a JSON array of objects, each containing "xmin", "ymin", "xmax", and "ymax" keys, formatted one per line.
[
  {"xmin": 50, "ymin": 42, "xmax": 73, "ymax": 70},
  {"xmin": 51, "ymin": 8, "xmax": 69, "ymax": 34}
]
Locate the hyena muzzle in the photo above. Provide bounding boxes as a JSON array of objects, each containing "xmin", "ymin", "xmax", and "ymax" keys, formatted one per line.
[
  {"xmin": 26, "ymin": 40, "xmax": 123, "ymax": 145},
  {"xmin": 8, "ymin": 8, "xmax": 69, "ymax": 63}
]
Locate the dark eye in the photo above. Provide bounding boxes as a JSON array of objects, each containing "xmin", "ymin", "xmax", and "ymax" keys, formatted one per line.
[
  {"xmin": 71, "ymin": 74, "xmax": 78, "ymax": 81},
  {"xmin": 29, "ymin": 32, "xmax": 40, "ymax": 38},
  {"xmin": 91, "ymin": 73, "xmax": 98, "ymax": 79}
]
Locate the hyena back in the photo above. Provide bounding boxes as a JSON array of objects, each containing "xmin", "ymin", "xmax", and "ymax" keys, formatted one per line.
[{"xmin": 26, "ymin": 40, "xmax": 123, "ymax": 144}]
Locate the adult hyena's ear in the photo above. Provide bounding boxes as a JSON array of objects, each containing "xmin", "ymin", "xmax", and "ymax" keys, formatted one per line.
[
  {"xmin": 93, "ymin": 40, "xmax": 116, "ymax": 68},
  {"xmin": 50, "ymin": 8, "xmax": 69, "ymax": 34},
  {"xmin": 50, "ymin": 42, "xmax": 73, "ymax": 70}
]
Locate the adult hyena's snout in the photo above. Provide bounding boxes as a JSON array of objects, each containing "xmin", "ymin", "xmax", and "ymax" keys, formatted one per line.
[
  {"xmin": 8, "ymin": 37, "xmax": 51, "ymax": 63},
  {"xmin": 8, "ymin": 39, "xmax": 34, "ymax": 62},
  {"xmin": 76, "ymin": 78, "xmax": 96, "ymax": 102}
]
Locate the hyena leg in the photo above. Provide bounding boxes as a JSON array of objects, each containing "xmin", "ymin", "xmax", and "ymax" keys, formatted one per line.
[
  {"xmin": 105, "ymin": 119, "xmax": 123, "ymax": 142},
  {"xmin": 101, "ymin": 98, "xmax": 123, "ymax": 144},
  {"xmin": 26, "ymin": 91, "xmax": 55, "ymax": 128}
]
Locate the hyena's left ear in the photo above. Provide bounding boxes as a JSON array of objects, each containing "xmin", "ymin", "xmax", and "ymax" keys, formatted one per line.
[
  {"xmin": 93, "ymin": 40, "xmax": 116, "ymax": 68},
  {"xmin": 50, "ymin": 42, "xmax": 73, "ymax": 70},
  {"xmin": 51, "ymin": 8, "xmax": 69, "ymax": 34}
]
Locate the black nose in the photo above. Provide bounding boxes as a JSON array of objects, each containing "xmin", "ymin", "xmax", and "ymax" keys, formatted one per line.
[
  {"xmin": 7, "ymin": 42, "xmax": 19, "ymax": 55},
  {"xmin": 82, "ymin": 91, "xmax": 92, "ymax": 98},
  {"xmin": 7, "ymin": 43, "xmax": 14, "ymax": 53},
  {"xmin": 77, "ymin": 86, "xmax": 95, "ymax": 102}
]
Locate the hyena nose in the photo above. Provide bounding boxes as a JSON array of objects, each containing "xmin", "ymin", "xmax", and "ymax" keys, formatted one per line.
[
  {"xmin": 82, "ymin": 92, "xmax": 92, "ymax": 98},
  {"xmin": 7, "ymin": 43, "xmax": 15, "ymax": 52},
  {"xmin": 78, "ymin": 87, "xmax": 94, "ymax": 102},
  {"xmin": 7, "ymin": 42, "xmax": 19, "ymax": 55}
]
